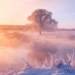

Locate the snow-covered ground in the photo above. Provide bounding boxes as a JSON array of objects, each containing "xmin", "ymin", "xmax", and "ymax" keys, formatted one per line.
[
  {"xmin": 3, "ymin": 51, "xmax": 75, "ymax": 75},
  {"xmin": 0, "ymin": 31, "xmax": 75, "ymax": 75}
]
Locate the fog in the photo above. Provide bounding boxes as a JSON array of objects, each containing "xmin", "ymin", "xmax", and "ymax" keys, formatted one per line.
[{"xmin": 0, "ymin": 31, "xmax": 75, "ymax": 71}]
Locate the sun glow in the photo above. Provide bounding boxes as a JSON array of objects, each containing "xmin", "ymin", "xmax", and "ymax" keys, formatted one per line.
[{"xmin": 0, "ymin": 0, "xmax": 33, "ymax": 25}]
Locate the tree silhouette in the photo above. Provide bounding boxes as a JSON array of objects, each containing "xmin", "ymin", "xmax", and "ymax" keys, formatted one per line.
[{"xmin": 28, "ymin": 9, "xmax": 58, "ymax": 35}]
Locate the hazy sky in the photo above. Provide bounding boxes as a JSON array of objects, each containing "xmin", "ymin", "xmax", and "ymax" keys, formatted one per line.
[{"xmin": 0, "ymin": 0, "xmax": 75, "ymax": 28}]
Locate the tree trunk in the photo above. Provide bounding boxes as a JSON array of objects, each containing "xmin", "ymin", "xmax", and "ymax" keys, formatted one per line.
[
  {"xmin": 39, "ymin": 26, "xmax": 42, "ymax": 35},
  {"xmin": 39, "ymin": 31, "xmax": 41, "ymax": 35},
  {"xmin": 38, "ymin": 23, "xmax": 43, "ymax": 35}
]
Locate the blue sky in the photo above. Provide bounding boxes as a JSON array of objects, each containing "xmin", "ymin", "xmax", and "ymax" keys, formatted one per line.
[{"xmin": 0, "ymin": 0, "xmax": 75, "ymax": 28}]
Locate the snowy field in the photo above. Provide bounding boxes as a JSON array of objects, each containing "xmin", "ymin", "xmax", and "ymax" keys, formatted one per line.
[{"xmin": 0, "ymin": 31, "xmax": 75, "ymax": 75}]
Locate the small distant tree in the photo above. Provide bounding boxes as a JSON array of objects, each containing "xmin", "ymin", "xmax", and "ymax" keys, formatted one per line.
[{"xmin": 28, "ymin": 9, "xmax": 58, "ymax": 35}]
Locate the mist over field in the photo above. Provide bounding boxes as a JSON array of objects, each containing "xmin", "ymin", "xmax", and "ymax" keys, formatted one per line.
[
  {"xmin": 0, "ymin": 0, "xmax": 75, "ymax": 74},
  {"xmin": 0, "ymin": 30, "xmax": 75, "ymax": 74}
]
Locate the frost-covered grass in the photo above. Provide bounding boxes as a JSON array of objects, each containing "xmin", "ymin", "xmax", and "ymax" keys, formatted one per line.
[
  {"xmin": 0, "ymin": 52, "xmax": 75, "ymax": 75},
  {"xmin": 14, "ymin": 52, "xmax": 75, "ymax": 75},
  {"xmin": 13, "ymin": 51, "xmax": 75, "ymax": 75},
  {"xmin": 0, "ymin": 31, "xmax": 75, "ymax": 75}
]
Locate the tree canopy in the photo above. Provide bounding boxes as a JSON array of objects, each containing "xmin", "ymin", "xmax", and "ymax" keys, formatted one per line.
[{"xmin": 27, "ymin": 9, "xmax": 58, "ymax": 35}]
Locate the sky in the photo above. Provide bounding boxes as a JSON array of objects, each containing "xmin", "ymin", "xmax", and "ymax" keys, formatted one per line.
[{"xmin": 0, "ymin": 0, "xmax": 75, "ymax": 28}]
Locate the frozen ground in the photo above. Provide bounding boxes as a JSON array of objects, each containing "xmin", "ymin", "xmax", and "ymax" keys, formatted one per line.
[{"xmin": 0, "ymin": 31, "xmax": 75, "ymax": 75}]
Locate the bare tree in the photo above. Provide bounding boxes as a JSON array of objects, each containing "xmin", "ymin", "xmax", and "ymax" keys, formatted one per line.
[{"xmin": 28, "ymin": 9, "xmax": 58, "ymax": 35}]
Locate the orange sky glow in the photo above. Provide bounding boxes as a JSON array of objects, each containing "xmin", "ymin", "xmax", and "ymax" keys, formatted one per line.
[{"xmin": 0, "ymin": 0, "xmax": 75, "ymax": 28}]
